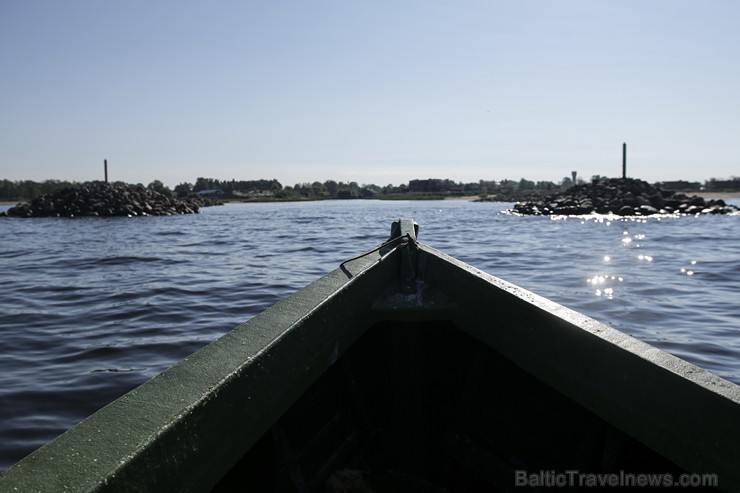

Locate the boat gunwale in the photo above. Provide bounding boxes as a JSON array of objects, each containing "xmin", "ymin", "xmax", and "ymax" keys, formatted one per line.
[
  {"xmin": 0, "ymin": 242, "xmax": 401, "ymax": 492},
  {"xmin": 414, "ymin": 241, "xmax": 740, "ymax": 490},
  {"xmin": 419, "ymin": 241, "xmax": 740, "ymax": 401}
]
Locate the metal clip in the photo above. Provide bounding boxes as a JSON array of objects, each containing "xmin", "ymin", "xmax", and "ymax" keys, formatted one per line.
[{"xmin": 390, "ymin": 219, "xmax": 419, "ymax": 293}]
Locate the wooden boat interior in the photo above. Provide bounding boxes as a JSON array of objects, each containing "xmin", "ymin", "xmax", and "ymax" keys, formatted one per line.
[{"xmin": 214, "ymin": 319, "xmax": 698, "ymax": 491}]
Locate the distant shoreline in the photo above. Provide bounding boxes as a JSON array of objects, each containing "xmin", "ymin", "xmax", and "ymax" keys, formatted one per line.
[{"xmin": 2, "ymin": 191, "xmax": 739, "ymax": 207}]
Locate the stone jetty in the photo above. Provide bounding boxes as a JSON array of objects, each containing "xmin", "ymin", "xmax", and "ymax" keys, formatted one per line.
[
  {"xmin": 3, "ymin": 181, "xmax": 222, "ymax": 218},
  {"xmin": 509, "ymin": 178, "xmax": 738, "ymax": 216}
]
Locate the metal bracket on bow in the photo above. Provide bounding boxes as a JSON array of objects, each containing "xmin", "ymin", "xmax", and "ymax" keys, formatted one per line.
[{"xmin": 389, "ymin": 219, "xmax": 419, "ymax": 294}]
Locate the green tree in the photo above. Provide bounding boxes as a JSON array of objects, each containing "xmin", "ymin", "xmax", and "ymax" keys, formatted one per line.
[
  {"xmin": 499, "ymin": 179, "xmax": 517, "ymax": 192},
  {"xmin": 193, "ymin": 177, "xmax": 217, "ymax": 192},
  {"xmin": 311, "ymin": 181, "xmax": 325, "ymax": 197},
  {"xmin": 148, "ymin": 180, "xmax": 173, "ymax": 197},
  {"xmin": 0, "ymin": 179, "xmax": 16, "ymax": 200},
  {"xmin": 518, "ymin": 178, "xmax": 535, "ymax": 191},
  {"xmin": 18, "ymin": 181, "xmax": 42, "ymax": 200},
  {"xmin": 174, "ymin": 182, "xmax": 193, "ymax": 197},
  {"xmin": 324, "ymin": 180, "xmax": 339, "ymax": 197}
]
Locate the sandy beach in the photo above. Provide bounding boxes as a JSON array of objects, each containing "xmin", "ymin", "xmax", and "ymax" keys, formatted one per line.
[{"xmin": 698, "ymin": 191, "xmax": 740, "ymax": 199}]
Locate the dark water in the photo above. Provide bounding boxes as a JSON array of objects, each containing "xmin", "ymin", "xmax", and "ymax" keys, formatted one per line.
[{"xmin": 1, "ymin": 200, "xmax": 739, "ymax": 471}]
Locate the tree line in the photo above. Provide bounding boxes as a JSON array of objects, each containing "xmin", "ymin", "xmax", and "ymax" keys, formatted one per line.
[
  {"xmin": 0, "ymin": 179, "xmax": 79, "ymax": 202},
  {"xmin": 0, "ymin": 176, "xmax": 587, "ymax": 201},
  {"xmin": 175, "ymin": 177, "xmax": 573, "ymax": 200},
  {"xmin": 2, "ymin": 175, "xmax": 737, "ymax": 202}
]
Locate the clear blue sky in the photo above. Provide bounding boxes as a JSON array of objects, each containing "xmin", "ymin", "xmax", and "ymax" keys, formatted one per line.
[{"xmin": 1, "ymin": 0, "xmax": 738, "ymax": 188}]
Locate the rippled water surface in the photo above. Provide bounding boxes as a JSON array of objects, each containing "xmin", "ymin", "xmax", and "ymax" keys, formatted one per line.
[{"xmin": 1, "ymin": 199, "xmax": 738, "ymax": 470}]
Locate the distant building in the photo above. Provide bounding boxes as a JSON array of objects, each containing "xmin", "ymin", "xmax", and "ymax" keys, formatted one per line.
[
  {"xmin": 657, "ymin": 181, "xmax": 701, "ymax": 192},
  {"xmin": 409, "ymin": 179, "xmax": 440, "ymax": 192},
  {"xmin": 705, "ymin": 179, "xmax": 740, "ymax": 191},
  {"xmin": 408, "ymin": 179, "xmax": 461, "ymax": 193},
  {"xmin": 196, "ymin": 189, "xmax": 224, "ymax": 197}
]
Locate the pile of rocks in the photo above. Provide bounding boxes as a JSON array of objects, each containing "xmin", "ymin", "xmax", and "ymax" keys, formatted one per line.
[
  {"xmin": 510, "ymin": 178, "xmax": 739, "ymax": 216},
  {"xmin": 3, "ymin": 181, "xmax": 222, "ymax": 218}
]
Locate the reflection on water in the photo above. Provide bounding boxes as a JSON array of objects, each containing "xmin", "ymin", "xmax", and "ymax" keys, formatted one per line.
[
  {"xmin": 587, "ymin": 274, "xmax": 622, "ymax": 299},
  {"xmin": 0, "ymin": 199, "xmax": 738, "ymax": 470},
  {"xmin": 680, "ymin": 260, "xmax": 698, "ymax": 276}
]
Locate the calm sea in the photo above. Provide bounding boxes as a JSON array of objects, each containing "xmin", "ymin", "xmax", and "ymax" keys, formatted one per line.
[{"xmin": 1, "ymin": 199, "xmax": 739, "ymax": 471}]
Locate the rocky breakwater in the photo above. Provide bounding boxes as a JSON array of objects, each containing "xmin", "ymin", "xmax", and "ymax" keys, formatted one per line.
[
  {"xmin": 510, "ymin": 178, "xmax": 739, "ymax": 216},
  {"xmin": 3, "ymin": 181, "xmax": 222, "ymax": 218}
]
